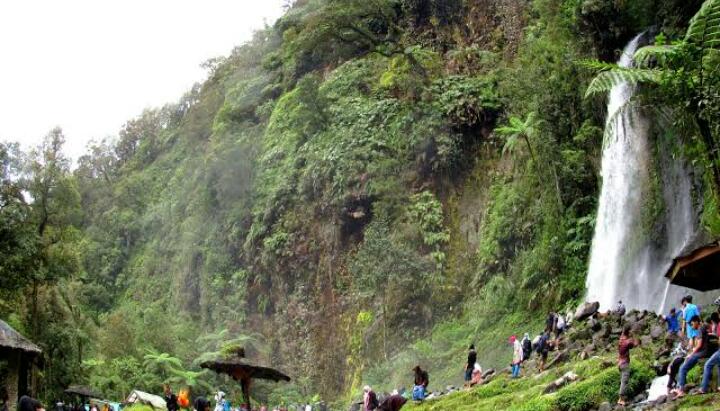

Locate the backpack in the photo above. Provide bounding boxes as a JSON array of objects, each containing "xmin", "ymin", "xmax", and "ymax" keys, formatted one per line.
[
  {"xmin": 536, "ymin": 334, "xmax": 547, "ymax": 353},
  {"xmin": 522, "ymin": 339, "xmax": 531, "ymax": 354}
]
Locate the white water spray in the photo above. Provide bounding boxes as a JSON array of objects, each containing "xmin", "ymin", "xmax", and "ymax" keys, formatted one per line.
[{"xmin": 585, "ymin": 34, "xmax": 703, "ymax": 312}]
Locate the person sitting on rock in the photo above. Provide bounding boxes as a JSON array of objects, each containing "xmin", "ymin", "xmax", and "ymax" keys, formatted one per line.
[
  {"xmin": 470, "ymin": 362, "xmax": 483, "ymax": 387},
  {"xmin": 617, "ymin": 325, "xmax": 640, "ymax": 406},
  {"xmin": 412, "ymin": 365, "xmax": 429, "ymax": 401},
  {"xmin": 698, "ymin": 315, "xmax": 720, "ymax": 394},
  {"xmin": 667, "ymin": 342, "xmax": 687, "ymax": 393},
  {"xmin": 673, "ymin": 315, "xmax": 710, "ymax": 398},
  {"xmin": 363, "ymin": 386, "xmax": 379, "ymax": 411}
]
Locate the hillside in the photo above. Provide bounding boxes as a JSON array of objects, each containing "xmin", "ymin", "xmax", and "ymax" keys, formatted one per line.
[{"xmin": 2, "ymin": 0, "xmax": 720, "ymax": 410}]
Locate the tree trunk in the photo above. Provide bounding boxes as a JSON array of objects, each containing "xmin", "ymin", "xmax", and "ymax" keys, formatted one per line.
[
  {"xmin": 382, "ymin": 295, "xmax": 388, "ymax": 362},
  {"xmin": 32, "ymin": 280, "xmax": 39, "ymax": 339}
]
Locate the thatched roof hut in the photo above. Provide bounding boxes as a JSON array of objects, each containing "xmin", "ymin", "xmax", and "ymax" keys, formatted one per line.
[
  {"xmin": 665, "ymin": 240, "xmax": 720, "ymax": 291},
  {"xmin": 0, "ymin": 320, "xmax": 42, "ymax": 411}
]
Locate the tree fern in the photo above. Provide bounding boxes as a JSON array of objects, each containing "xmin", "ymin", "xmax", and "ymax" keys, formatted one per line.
[
  {"xmin": 685, "ymin": 0, "xmax": 720, "ymax": 49},
  {"xmin": 584, "ymin": 67, "xmax": 662, "ymax": 98},
  {"xmin": 633, "ymin": 45, "xmax": 678, "ymax": 68}
]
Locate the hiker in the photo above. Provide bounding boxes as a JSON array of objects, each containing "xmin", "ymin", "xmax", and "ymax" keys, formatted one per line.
[
  {"xmin": 617, "ymin": 325, "xmax": 640, "ymax": 406},
  {"xmin": 615, "ymin": 300, "xmax": 626, "ymax": 316},
  {"xmin": 363, "ymin": 386, "xmax": 379, "ymax": 411},
  {"xmin": 214, "ymin": 392, "xmax": 225, "ymax": 411},
  {"xmin": 412, "ymin": 366, "xmax": 429, "ymax": 400},
  {"xmin": 194, "ymin": 398, "xmax": 211, "ymax": 411},
  {"xmin": 510, "ymin": 335, "xmax": 523, "ymax": 378},
  {"xmin": 665, "ymin": 308, "xmax": 681, "ymax": 335},
  {"xmin": 18, "ymin": 397, "xmax": 44, "ymax": 411},
  {"xmin": 681, "ymin": 295, "xmax": 700, "ymax": 341},
  {"xmin": 376, "ymin": 395, "xmax": 406, "ymax": 411},
  {"xmin": 521, "ymin": 333, "xmax": 532, "ymax": 362},
  {"xmin": 545, "ymin": 312, "xmax": 557, "ymax": 334},
  {"xmin": 673, "ymin": 315, "xmax": 709, "ymax": 398},
  {"xmin": 698, "ymin": 315, "xmax": 720, "ymax": 394},
  {"xmin": 667, "ymin": 341, "xmax": 687, "ymax": 392},
  {"xmin": 555, "ymin": 314, "xmax": 566, "ymax": 348},
  {"xmin": 470, "ymin": 363, "xmax": 483, "ymax": 387},
  {"xmin": 464, "ymin": 344, "xmax": 477, "ymax": 386},
  {"xmin": 710, "ymin": 312, "xmax": 720, "ymax": 336},
  {"xmin": 163, "ymin": 385, "xmax": 178, "ymax": 411},
  {"xmin": 537, "ymin": 330, "xmax": 552, "ymax": 372}
]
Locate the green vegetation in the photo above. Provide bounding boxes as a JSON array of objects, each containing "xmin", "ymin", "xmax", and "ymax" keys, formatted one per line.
[{"xmin": 1, "ymin": 0, "xmax": 719, "ymax": 409}]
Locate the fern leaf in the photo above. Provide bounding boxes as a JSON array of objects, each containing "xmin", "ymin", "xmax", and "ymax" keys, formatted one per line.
[
  {"xmin": 634, "ymin": 45, "xmax": 678, "ymax": 68},
  {"xmin": 686, "ymin": 0, "xmax": 720, "ymax": 49},
  {"xmin": 585, "ymin": 68, "xmax": 662, "ymax": 98}
]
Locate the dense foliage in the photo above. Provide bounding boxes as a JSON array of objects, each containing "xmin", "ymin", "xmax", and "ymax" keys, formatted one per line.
[{"xmin": 1, "ymin": 0, "xmax": 718, "ymax": 409}]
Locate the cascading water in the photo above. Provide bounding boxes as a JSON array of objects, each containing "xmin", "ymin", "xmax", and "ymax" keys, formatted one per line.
[{"xmin": 585, "ymin": 33, "xmax": 706, "ymax": 312}]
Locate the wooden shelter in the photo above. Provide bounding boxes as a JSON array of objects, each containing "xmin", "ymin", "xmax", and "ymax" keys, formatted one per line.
[
  {"xmin": 665, "ymin": 240, "xmax": 720, "ymax": 291},
  {"xmin": 0, "ymin": 320, "xmax": 42, "ymax": 411},
  {"xmin": 200, "ymin": 350, "xmax": 290, "ymax": 411}
]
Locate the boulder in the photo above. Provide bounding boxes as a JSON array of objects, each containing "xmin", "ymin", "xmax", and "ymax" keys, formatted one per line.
[
  {"xmin": 641, "ymin": 335, "xmax": 653, "ymax": 347},
  {"xmin": 543, "ymin": 371, "xmax": 579, "ymax": 394},
  {"xmin": 597, "ymin": 402, "xmax": 612, "ymax": 411},
  {"xmin": 546, "ymin": 349, "xmax": 570, "ymax": 369},
  {"xmin": 575, "ymin": 302, "xmax": 600, "ymax": 322},
  {"xmin": 482, "ymin": 368, "xmax": 495, "ymax": 379},
  {"xmin": 650, "ymin": 325, "xmax": 665, "ymax": 339}
]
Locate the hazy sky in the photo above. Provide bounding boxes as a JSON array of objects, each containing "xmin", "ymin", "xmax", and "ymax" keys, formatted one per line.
[{"xmin": 0, "ymin": 0, "xmax": 286, "ymax": 161}]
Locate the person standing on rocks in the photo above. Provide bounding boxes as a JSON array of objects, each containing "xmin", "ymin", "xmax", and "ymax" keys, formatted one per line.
[
  {"xmin": 673, "ymin": 315, "xmax": 710, "ymax": 398},
  {"xmin": 615, "ymin": 300, "xmax": 626, "ymax": 316},
  {"xmin": 617, "ymin": 325, "xmax": 640, "ymax": 407},
  {"xmin": 665, "ymin": 308, "xmax": 681, "ymax": 335},
  {"xmin": 537, "ymin": 330, "xmax": 552, "ymax": 372},
  {"xmin": 464, "ymin": 344, "xmax": 477, "ymax": 386},
  {"xmin": 681, "ymin": 295, "xmax": 700, "ymax": 342},
  {"xmin": 510, "ymin": 335, "xmax": 523, "ymax": 378}
]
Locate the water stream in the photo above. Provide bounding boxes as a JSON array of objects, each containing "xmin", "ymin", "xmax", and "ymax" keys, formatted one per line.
[{"xmin": 585, "ymin": 34, "xmax": 704, "ymax": 312}]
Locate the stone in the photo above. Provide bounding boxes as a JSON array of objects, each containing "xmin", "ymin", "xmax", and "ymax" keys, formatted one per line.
[
  {"xmin": 543, "ymin": 371, "xmax": 579, "ymax": 393},
  {"xmin": 641, "ymin": 335, "xmax": 653, "ymax": 347},
  {"xmin": 597, "ymin": 401, "xmax": 612, "ymax": 411},
  {"xmin": 546, "ymin": 349, "xmax": 570, "ymax": 369},
  {"xmin": 650, "ymin": 325, "xmax": 665, "ymax": 339},
  {"xmin": 575, "ymin": 301, "xmax": 600, "ymax": 322},
  {"xmin": 482, "ymin": 368, "xmax": 495, "ymax": 379}
]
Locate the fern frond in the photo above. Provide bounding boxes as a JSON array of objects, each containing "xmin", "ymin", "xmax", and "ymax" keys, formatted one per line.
[
  {"xmin": 634, "ymin": 45, "xmax": 678, "ymax": 68},
  {"xmin": 576, "ymin": 59, "xmax": 619, "ymax": 72},
  {"xmin": 585, "ymin": 68, "xmax": 662, "ymax": 98},
  {"xmin": 686, "ymin": 0, "xmax": 720, "ymax": 49}
]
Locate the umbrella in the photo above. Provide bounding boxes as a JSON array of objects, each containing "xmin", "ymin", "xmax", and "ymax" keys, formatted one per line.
[
  {"xmin": 65, "ymin": 385, "xmax": 101, "ymax": 399},
  {"xmin": 665, "ymin": 240, "xmax": 720, "ymax": 291},
  {"xmin": 200, "ymin": 351, "xmax": 290, "ymax": 411}
]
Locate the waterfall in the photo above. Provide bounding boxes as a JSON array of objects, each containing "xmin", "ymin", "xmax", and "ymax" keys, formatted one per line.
[{"xmin": 585, "ymin": 34, "xmax": 704, "ymax": 312}]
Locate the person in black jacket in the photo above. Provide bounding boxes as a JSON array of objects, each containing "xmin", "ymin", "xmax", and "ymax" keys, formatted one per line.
[
  {"xmin": 464, "ymin": 344, "xmax": 477, "ymax": 385},
  {"xmin": 163, "ymin": 385, "xmax": 178, "ymax": 411},
  {"xmin": 362, "ymin": 386, "xmax": 379, "ymax": 411}
]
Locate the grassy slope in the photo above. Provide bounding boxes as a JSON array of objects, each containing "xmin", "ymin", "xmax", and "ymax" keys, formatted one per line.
[{"xmin": 402, "ymin": 344, "xmax": 720, "ymax": 411}]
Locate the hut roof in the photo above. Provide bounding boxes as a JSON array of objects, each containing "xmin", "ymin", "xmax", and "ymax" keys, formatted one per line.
[
  {"xmin": 200, "ymin": 358, "xmax": 291, "ymax": 383},
  {"xmin": 65, "ymin": 385, "xmax": 101, "ymax": 398},
  {"xmin": 0, "ymin": 319, "xmax": 42, "ymax": 354},
  {"xmin": 665, "ymin": 240, "xmax": 720, "ymax": 291}
]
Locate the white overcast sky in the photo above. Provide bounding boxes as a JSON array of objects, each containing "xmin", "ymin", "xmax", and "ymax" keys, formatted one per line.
[{"xmin": 0, "ymin": 0, "xmax": 286, "ymax": 162}]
